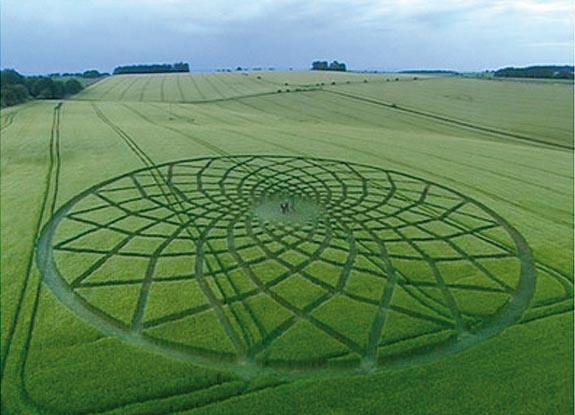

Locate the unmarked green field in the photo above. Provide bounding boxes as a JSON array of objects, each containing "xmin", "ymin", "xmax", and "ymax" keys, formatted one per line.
[{"xmin": 1, "ymin": 71, "xmax": 573, "ymax": 414}]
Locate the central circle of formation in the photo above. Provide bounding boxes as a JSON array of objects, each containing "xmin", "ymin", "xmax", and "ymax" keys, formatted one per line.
[{"xmin": 37, "ymin": 156, "xmax": 534, "ymax": 373}]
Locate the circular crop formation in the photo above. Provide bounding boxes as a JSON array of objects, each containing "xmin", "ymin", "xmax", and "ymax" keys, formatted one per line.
[{"xmin": 37, "ymin": 156, "xmax": 534, "ymax": 373}]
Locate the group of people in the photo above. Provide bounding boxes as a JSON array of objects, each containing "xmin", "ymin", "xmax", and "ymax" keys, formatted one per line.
[{"xmin": 280, "ymin": 201, "xmax": 294, "ymax": 214}]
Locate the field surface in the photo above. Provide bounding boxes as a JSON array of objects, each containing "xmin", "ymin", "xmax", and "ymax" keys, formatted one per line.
[{"xmin": 1, "ymin": 71, "xmax": 573, "ymax": 414}]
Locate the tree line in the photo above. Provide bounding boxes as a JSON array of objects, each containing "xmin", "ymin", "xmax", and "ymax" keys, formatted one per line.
[
  {"xmin": 494, "ymin": 65, "xmax": 574, "ymax": 80},
  {"xmin": 0, "ymin": 69, "xmax": 93, "ymax": 108},
  {"xmin": 48, "ymin": 69, "xmax": 109, "ymax": 78},
  {"xmin": 113, "ymin": 62, "xmax": 190, "ymax": 75},
  {"xmin": 311, "ymin": 61, "xmax": 347, "ymax": 72}
]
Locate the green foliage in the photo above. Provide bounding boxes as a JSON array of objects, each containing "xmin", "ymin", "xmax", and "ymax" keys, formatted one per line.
[
  {"xmin": 0, "ymin": 68, "xmax": 86, "ymax": 107},
  {"xmin": 1, "ymin": 69, "xmax": 29, "ymax": 107},
  {"xmin": 495, "ymin": 65, "xmax": 574, "ymax": 79},
  {"xmin": 64, "ymin": 78, "xmax": 84, "ymax": 95},
  {"xmin": 1, "ymin": 69, "xmax": 27, "ymax": 86},
  {"xmin": 83, "ymin": 69, "xmax": 107, "ymax": 78},
  {"xmin": 114, "ymin": 62, "xmax": 190, "ymax": 74},
  {"xmin": 0, "ymin": 84, "xmax": 29, "ymax": 107},
  {"xmin": 312, "ymin": 60, "xmax": 347, "ymax": 71}
]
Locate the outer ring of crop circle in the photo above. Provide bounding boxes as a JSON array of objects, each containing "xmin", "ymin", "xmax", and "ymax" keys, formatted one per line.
[{"xmin": 36, "ymin": 155, "xmax": 536, "ymax": 376}]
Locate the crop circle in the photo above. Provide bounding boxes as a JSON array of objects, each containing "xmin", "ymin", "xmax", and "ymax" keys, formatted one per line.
[{"xmin": 37, "ymin": 156, "xmax": 535, "ymax": 373}]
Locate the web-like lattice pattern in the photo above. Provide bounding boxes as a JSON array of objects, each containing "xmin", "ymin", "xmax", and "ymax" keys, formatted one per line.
[{"xmin": 38, "ymin": 156, "xmax": 533, "ymax": 371}]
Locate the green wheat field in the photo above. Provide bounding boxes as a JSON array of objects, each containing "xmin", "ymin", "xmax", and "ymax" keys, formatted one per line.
[{"xmin": 1, "ymin": 71, "xmax": 573, "ymax": 414}]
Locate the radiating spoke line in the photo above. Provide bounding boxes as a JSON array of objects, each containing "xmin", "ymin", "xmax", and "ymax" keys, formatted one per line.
[
  {"xmin": 390, "ymin": 227, "xmax": 465, "ymax": 333},
  {"xmin": 131, "ymin": 221, "xmax": 192, "ymax": 333},
  {"xmin": 236, "ymin": 214, "xmax": 364, "ymax": 355}
]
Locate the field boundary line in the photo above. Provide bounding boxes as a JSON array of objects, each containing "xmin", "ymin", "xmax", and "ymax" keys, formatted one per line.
[
  {"xmin": 73, "ymin": 89, "xmax": 310, "ymax": 105},
  {"xmin": 323, "ymin": 89, "xmax": 574, "ymax": 151}
]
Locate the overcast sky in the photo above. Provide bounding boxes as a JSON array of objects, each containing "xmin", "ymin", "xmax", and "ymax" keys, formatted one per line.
[{"xmin": 1, "ymin": 0, "xmax": 573, "ymax": 74}]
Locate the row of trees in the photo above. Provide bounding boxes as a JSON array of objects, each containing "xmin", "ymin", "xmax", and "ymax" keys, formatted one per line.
[
  {"xmin": 48, "ymin": 69, "xmax": 109, "ymax": 78},
  {"xmin": 1, "ymin": 69, "xmax": 85, "ymax": 108},
  {"xmin": 311, "ymin": 61, "xmax": 347, "ymax": 72},
  {"xmin": 494, "ymin": 65, "xmax": 574, "ymax": 79},
  {"xmin": 113, "ymin": 62, "xmax": 190, "ymax": 75}
]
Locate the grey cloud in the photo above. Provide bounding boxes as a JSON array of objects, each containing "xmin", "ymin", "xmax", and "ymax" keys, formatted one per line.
[{"xmin": 1, "ymin": 0, "xmax": 573, "ymax": 74}]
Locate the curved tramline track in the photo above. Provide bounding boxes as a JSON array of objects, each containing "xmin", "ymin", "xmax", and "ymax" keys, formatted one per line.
[{"xmin": 37, "ymin": 155, "xmax": 536, "ymax": 374}]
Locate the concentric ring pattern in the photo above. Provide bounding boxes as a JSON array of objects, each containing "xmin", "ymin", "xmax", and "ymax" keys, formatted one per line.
[{"xmin": 37, "ymin": 156, "xmax": 534, "ymax": 372}]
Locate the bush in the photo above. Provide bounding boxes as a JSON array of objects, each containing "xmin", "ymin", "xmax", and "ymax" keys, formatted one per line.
[{"xmin": 0, "ymin": 84, "xmax": 29, "ymax": 107}]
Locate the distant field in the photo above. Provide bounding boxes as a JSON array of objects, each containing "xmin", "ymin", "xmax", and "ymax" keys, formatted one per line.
[
  {"xmin": 1, "ymin": 71, "xmax": 573, "ymax": 414},
  {"xmin": 75, "ymin": 72, "xmax": 573, "ymax": 149}
]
